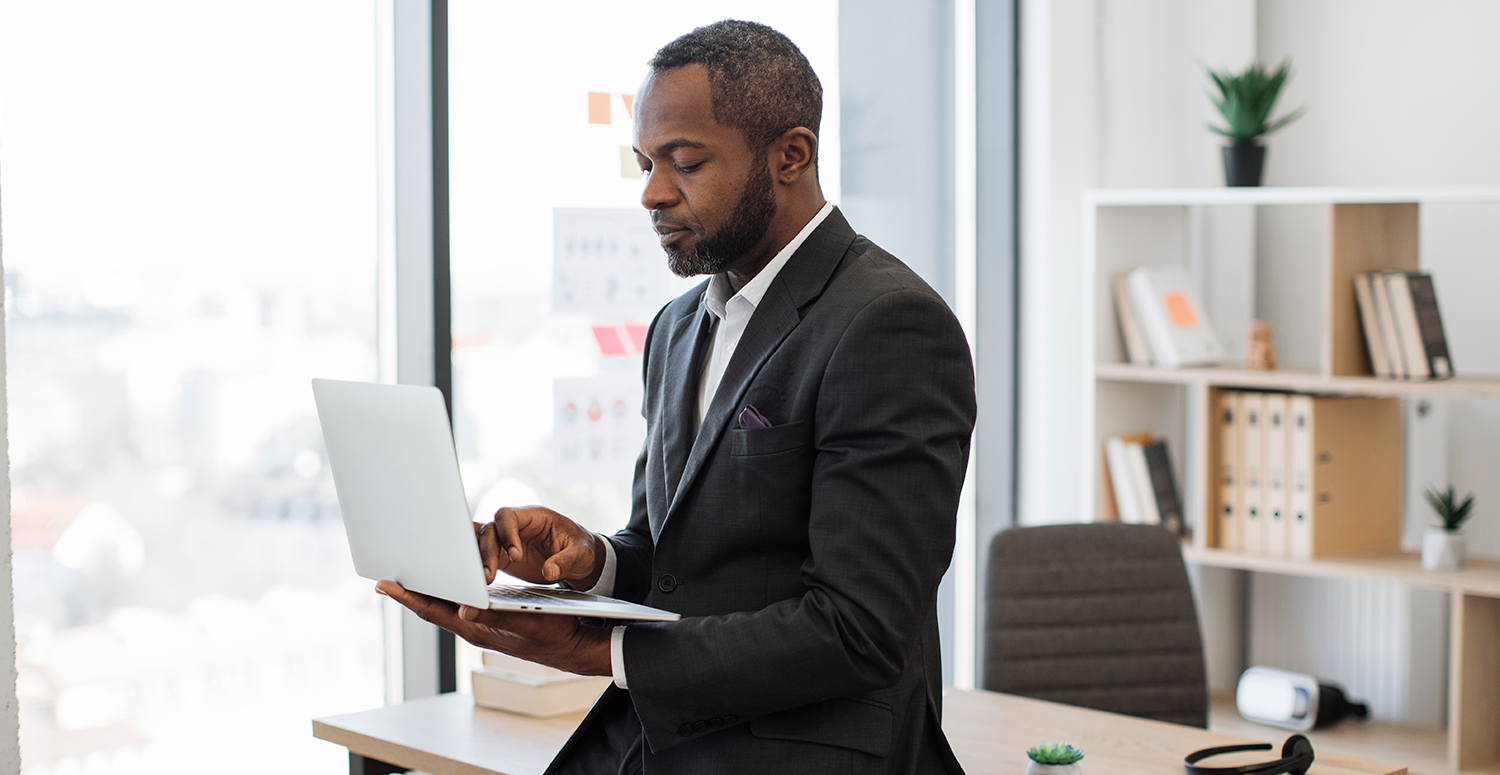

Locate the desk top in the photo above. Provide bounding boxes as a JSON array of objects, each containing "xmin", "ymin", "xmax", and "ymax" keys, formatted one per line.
[
  {"xmin": 314, "ymin": 689, "xmax": 1406, "ymax": 775},
  {"xmin": 942, "ymin": 690, "xmax": 1404, "ymax": 775}
]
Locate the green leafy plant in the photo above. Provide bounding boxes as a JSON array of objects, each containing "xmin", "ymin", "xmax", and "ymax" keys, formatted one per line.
[
  {"xmin": 1426, "ymin": 485, "xmax": 1476, "ymax": 532},
  {"xmin": 1205, "ymin": 60, "xmax": 1306, "ymax": 144},
  {"xmin": 1027, "ymin": 741, "xmax": 1085, "ymax": 765}
]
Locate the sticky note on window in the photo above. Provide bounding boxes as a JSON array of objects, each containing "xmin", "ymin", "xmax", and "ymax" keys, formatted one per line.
[
  {"xmin": 1163, "ymin": 291, "xmax": 1198, "ymax": 327},
  {"xmin": 588, "ymin": 92, "xmax": 611, "ymax": 124},
  {"xmin": 620, "ymin": 147, "xmax": 640, "ymax": 179},
  {"xmin": 592, "ymin": 325, "xmax": 627, "ymax": 356},
  {"xmin": 621, "ymin": 94, "xmax": 634, "ymax": 117},
  {"xmin": 624, "ymin": 323, "xmax": 648, "ymax": 352}
]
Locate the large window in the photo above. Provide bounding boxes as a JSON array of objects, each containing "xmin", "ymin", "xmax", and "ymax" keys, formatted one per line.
[{"xmin": 2, "ymin": 2, "xmax": 382, "ymax": 772}]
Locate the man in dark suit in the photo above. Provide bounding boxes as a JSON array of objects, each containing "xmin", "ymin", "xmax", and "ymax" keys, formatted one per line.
[{"xmin": 379, "ymin": 20, "xmax": 976, "ymax": 774}]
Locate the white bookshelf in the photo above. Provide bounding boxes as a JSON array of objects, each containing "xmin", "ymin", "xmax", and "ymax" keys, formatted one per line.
[{"xmin": 1082, "ymin": 186, "xmax": 1500, "ymax": 773}]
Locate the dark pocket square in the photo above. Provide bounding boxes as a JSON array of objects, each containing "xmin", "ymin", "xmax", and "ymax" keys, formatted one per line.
[{"xmin": 738, "ymin": 405, "xmax": 772, "ymax": 430}]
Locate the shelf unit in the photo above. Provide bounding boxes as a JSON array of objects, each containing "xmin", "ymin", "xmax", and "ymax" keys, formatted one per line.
[{"xmin": 1083, "ymin": 186, "xmax": 1500, "ymax": 773}]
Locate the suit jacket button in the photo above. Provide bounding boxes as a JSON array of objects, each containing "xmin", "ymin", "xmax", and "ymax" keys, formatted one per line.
[
  {"xmin": 723, "ymin": 715, "xmax": 737, "ymax": 724},
  {"xmin": 709, "ymin": 717, "xmax": 722, "ymax": 727},
  {"xmin": 693, "ymin": 720, "xmax": 708, "ymax": 732},
  {"xmin": 678, "ymin": 724, "xmax": 693, "ymax": 737},
  {"xmin": 657, "ymin": 574, "xmax": 677, "ymax": 593}
]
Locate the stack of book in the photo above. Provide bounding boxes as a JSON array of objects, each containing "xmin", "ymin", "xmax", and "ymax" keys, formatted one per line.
[
  {"xmin": 471, "ymin": 650, "xmax": 612, "ymax": 718},
  {"xmin": 1214, "ymin": 390, "xmax": 1401, "ymax": 558},
  {"xmin": 1102, "ymin": 434, "xmax": 1184, "ymax": 535},
  {"xmin": 1112, "ymin": 266, "xmax": 1224, "ymax": 369},
  {"xmin": 1353, "ymin": 271, "xmax": 1453, "ymax": 380}
]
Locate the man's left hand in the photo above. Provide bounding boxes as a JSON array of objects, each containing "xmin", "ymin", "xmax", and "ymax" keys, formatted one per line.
[{"xmin": 375, "ymin": 580, "xmax": 613, "ymax": 677}]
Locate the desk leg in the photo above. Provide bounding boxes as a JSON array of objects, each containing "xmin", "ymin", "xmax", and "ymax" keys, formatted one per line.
[
  {"xmin": 350, "ymin": 752, "xmax": 410, "ymax": 775},
  {"xmin": 1449, "ymin": 592, "xmax": 1500, "ymax": 771}
]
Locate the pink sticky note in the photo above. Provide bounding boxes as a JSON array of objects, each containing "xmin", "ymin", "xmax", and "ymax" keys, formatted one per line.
[
  {"xmin": 624, "ymin": 323, "xmax": 649, "ymax": 353},
  {"xmin": 592, "ymin": 325, "xmax": 627, "ymax": 356}
]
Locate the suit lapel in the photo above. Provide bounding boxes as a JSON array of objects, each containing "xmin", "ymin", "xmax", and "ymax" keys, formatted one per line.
[
  {"xmin": 664, "ymin": 208, "xmax": 857, "ymax": 524},
  {"xmin": 662, "ymin": 298, "xmax": 716, "ymax": 507}
]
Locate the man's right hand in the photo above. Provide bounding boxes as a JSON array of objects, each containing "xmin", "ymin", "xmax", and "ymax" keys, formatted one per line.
[{"xmin": 475, "ymin": 506, "xmax": 606, "ymax": 591}]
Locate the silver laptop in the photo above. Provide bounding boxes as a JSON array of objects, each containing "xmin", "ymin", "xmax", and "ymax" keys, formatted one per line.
[{"xmin": 312, "ymin": 378, "xmax": 678, "ymax": 622}]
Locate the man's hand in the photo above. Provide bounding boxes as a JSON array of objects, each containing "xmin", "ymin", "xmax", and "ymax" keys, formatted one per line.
[
  {"xmin": 475, "ymin": 506, "xmax": 606, "ymax": 590},
  {"xmin": 375, "ymin": 580, "xmax": 613, "ymax": 676}
]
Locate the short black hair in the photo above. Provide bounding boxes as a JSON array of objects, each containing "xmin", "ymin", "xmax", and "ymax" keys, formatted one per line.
[{"xmin": 649, "ymin": 20, "xmax": 822, "ymax": 154}]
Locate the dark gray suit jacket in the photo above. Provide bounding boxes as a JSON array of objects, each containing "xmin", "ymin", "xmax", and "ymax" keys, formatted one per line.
[{"xmin": 549, "ymin": 209, "xmax": 976, "ymax": 774}]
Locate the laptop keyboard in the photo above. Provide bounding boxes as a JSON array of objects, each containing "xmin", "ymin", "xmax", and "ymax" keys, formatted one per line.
[{"xmin": 487, "ymin": 585, "xmax": 596, "ymax": 606}]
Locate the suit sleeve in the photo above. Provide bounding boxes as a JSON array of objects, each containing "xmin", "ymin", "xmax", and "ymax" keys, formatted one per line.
[{"xmin": 621, "ymin": 287, "xmax": 977, "ymax": 752}]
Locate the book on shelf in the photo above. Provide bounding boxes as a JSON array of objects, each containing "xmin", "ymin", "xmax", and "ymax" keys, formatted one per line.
[
  {"xmin": 1352, "ymin": 273, "xmax": 1394, "ymax": 379},
  {"xmin": 1123, "ymin": 266, "xmax": 1223, "ymax": 369},
  {"xmin": 1141, "ymin": 439, "xmax": 1184, "ymax": 536},
  {"xmin": 1125, "ymin": 441, "xmax": 1160, "ymax": 526},
  {"xmin": 1102, "ymin": 432, "xmax": 1182, "ymax": 535},
  {"xmin": 1214, "ymin": 390, "xmax": 1401, "ymax": 559},
  {"xmin": 1405, "ymin": 273, "xmax": 1454, "ymax": 379},
  {"xmin": 1104, "ymin": 433, "xmax": 1150, "ymax": 523},
  {"xmin": 1353, "ymin": 270, "xmax": 1454, "ymax": 381},
  {"xmin": 1367, "ymin": 271, "xmax": 1408, "ymax": 378},
  {"xmin": 1384, "ymin": 272, "xmax": 1430, "ymax": 380},
  {"xmin": 1111, "ymin": 274, "xmax": 1152, "ymax": 365}
]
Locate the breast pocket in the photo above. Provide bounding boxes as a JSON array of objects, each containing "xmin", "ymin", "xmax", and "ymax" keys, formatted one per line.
[{"xmin": 730, "ymin": 420, "xmax": 809, "ymax": 457}]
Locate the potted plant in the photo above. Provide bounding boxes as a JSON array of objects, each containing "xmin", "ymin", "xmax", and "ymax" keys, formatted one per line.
[
  {"xmin": 1026, "ymin": 741, "xmax": 1085, "ymax": 775},
  {"xmin": 1423, "ymin": 485, "xmax": 1475, "ymax": 571},
  {"xmin": 1205, "ymin": 60, "xmax": 1306, "ymax": 186}
]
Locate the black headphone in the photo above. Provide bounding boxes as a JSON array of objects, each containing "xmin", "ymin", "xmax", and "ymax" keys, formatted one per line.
[{"xmin": 1184, "ymin": 734, "xmax": 1315, "ymax": 775}]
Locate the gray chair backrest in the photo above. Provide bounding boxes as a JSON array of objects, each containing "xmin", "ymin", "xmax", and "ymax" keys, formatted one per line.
[{"xmin": 983, "ymin": 523, "xmax": 1209, "ymax": 728}]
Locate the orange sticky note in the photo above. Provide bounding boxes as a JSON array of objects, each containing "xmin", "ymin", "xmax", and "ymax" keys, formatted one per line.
[
  {"xmin": 621, "ymin": 94, "xmax": 634, "ymax": 117},
  {"xmin": 588, "ymin": 92, "xmax": 611, "ymax": 124},
  {"xmin": 1163, "ymin": 291, "xmax": 1198, "ymax": 327}
]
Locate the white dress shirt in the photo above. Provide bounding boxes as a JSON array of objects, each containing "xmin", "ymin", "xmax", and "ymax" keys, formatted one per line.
[{"xmin": 588, "ymin": 202, "xmax": 834, "ymax": 689}]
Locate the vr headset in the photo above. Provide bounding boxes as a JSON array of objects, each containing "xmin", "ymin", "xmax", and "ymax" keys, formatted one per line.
[{"xmin": 1235, "ymin": 666, "xmax": 1369, "ymax": 732}]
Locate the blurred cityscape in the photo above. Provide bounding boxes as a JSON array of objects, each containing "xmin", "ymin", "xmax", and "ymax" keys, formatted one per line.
[{"xmin": 7, "ymin": 265, "xmax": 385, "ymax": 773}]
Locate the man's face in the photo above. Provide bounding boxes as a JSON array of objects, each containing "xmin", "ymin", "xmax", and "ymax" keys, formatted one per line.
[{"xmin": 632, "ymin": 65, "xmax": 777, "ymax": 278}]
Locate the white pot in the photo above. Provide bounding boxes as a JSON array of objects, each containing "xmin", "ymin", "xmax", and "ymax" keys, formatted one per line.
[
  {"xmin": 1422, "ymin": 528, "xmax": 1466, "ymax": 572},
  {"xmin": 1027, "ymin": 762, "xmax": 1082, "ymax": 775}
]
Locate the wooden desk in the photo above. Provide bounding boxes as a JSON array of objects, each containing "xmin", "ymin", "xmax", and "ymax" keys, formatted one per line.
[{"xmin": 314, "ymin": 689, "xmax": 1407, "ymax": 775}]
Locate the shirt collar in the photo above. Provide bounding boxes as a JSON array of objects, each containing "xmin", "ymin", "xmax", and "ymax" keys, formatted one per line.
[{"xmin": 704, "ymin": 201, "xmax": 835, "ymax": 320}]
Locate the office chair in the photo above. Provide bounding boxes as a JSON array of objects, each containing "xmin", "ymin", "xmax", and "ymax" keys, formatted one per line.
[{"xmin": 983, "ymin": 523, "xmax": 1209, "ymax": 728}]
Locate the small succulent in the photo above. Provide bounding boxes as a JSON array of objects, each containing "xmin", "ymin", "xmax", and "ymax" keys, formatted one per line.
[
  {"xmin": 1426, "ymin": 485, "xmax": 1476, "ymax": 532},
  {"xmin": 1027, "ymin": 741, "xmax": 1085, "ymax": 765},
  {"xmin": 1205, "ymin": 60, "xmax": 1306, "ymax": 144}
]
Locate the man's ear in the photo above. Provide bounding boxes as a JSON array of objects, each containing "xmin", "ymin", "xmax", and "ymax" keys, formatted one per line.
[{"xmin": 771, "ymin": 127, "xmax": 818, "ymax": 184}]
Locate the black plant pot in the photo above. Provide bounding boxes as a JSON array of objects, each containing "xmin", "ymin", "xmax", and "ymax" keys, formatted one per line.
[{"xmin": 1222, "ymin": 142, "xmax": 1267, "ymax": 187}]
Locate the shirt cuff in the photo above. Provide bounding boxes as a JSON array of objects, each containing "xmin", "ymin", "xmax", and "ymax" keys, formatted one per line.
[
  {"xmin": 611, "ymin": 625, "xmax": 629, "ymax": 690},
  {"xmin": 580, "ymin": 535, "xmax": 618, "ymax": 597}
]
